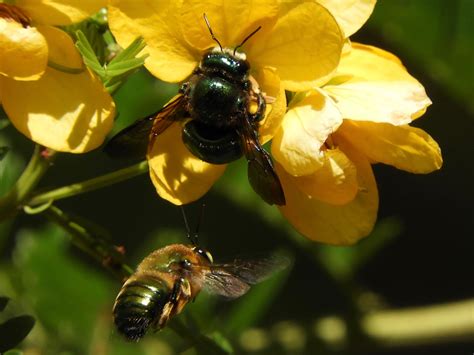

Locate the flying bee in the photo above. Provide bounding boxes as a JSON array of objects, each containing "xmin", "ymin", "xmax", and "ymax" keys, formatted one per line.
[
  {"xmin": 112, "ymin": 212, "xmax": 289, "ymax": 341},
  {"xmin": 105, "ymin": 14, "xmax": 285, "ymax": 205}
]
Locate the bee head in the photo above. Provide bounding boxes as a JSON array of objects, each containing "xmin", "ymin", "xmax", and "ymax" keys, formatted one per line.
[{"xmin": 200, "ymin": 50, "xmax": 250, "ymax": 80}]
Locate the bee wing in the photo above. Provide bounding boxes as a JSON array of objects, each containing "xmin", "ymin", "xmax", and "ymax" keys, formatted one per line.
[
  {"xmin": 240, "ymin": 117, "xmax": 286, "ymax": 205},
  {"xmin": 104, "ymin": 94, "xmax": 186, "ymax": 160},
  {"xmin": 201, "ymin": 255, "xmax": 290, "ymax": 299}
]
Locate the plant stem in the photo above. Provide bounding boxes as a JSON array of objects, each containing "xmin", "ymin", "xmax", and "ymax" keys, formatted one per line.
[
  {"xmin": 43, "ymin": 204, "xmax": 133, "ymax": 279},
  {"xmin": 0, "ymin": 145, "xmax": 55, "ymax": 221},
  {"xmin": 28, "ymin": 160, "xmax": 149, "ymax": 207}
]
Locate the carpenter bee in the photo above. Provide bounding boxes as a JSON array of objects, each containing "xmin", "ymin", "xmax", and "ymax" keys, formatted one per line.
[
  {"xmin": 113, "ymin": 210, "xmax": 288, "ymax": 341},
  {"xmin": 105, "ymin": 15, "xmax": 285, "ymax": 205}
]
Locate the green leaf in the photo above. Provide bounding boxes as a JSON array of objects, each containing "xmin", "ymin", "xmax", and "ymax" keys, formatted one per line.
[
  {"xmin": 0, "ymin": 119, "xmax": 9, "ymax": 130},
  {"xmin": 170, "ymin": 318, "xmax": 233, "ymax": 354},
  {"xmin": 106, "ymin": 57, "xmax": 149, "ymax": 77},
  {"xmin": 317, "ymin": 217, "xmax": 402, "ymax": 281},
  {"xmin": 0, "ymin": 297, "xmax": 9, "ymax": 312},
  {"xmin": 366, "ymin": 0, "xmax": 474, "ymax": 113},
  {"xmin": 75, "ymin": 30, "xmax": 104, "ymax": 75},
  {"xmin": 0, "ymin": 147, "xmax": 9, "ymax": 161},
  {"xmin": 208, "ymin": 332, "xmax": 234, "ymax": 354},
  {"xmin": 0, "ymin": 140, "xmax": 25, "ymax": 197},
  {"xmin": 5, "ymin": 350, "xmax": 24, "ymax": 355},
  {"xmin": 109, "ymin": 36, "xmax": 146, "ymax": 65},
  {"xmin": 13, "ymin": 225, "xmax": 114, "ymax": 352},
  {"xmin": 195, "ymin": 335, "xmax": 233, "ymax": 354},
  {"xmin": 104, "ymin": 80, "xmax": 123, "ymax": 94},
  {"xmin": 0, "ymin": 315, "xmax": 35, "ymax": 352}
]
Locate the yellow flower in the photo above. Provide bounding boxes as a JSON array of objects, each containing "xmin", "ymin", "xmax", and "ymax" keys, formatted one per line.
[
  {"xmin": 271, "ymin": 2, "xmax": 443, "ymax": 245},
  {"xmin": 108, "ymin": 0, "xmax": 344, "ymax": 204},
  {"xmin": 0, "ymin": 1, "xmax": 115, "ymax": 153}
]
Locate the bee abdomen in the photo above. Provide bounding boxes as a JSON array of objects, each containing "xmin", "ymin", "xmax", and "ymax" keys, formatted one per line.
[{"xmin": 113, "ymin": 277, "xmax": 169, "ymax": 341}]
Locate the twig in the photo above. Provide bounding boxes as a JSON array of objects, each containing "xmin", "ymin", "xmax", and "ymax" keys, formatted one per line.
[
  {"xmin": 0, "ymin": 145, "xmax": 55, "ymax": 220},
  {"xmin": 43, "ymin": 204, "xmax": 132, "ymax": 279},
  {"xmin": 28, "ymin": 160, "xmax": 148, "ymax": 207}
]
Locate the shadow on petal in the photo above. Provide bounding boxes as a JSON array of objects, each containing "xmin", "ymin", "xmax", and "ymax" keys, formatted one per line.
[
  {"xmin": 295, "ymin": 147, "xmax": 358, "ymax": 205},
  {"xmin": 147, "ymin": 123, "xmax": 227, "ymax": 205},
  {"xmin": 277, "ymin": 137, "xmax": 378, "ymax": 245}
]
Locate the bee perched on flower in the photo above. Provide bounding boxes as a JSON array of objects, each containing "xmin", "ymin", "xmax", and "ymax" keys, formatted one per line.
[
  {"xmin": 0, "ymin": 1, "xmax": 115, "ymax": 153},
  {"xmin": 271, "ymin": 0, "xmax": 443, "ymax": 244},
  {"xmin": 107, "ymin": 0, "xmax": 442, "ymax": 245},
  {"xmin": 107, "ymin": 0, "xmax": 344, "ymax": 204}
]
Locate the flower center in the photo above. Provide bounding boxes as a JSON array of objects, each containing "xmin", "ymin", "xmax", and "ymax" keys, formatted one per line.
[{"xmin": 0, "ymin": 4, "xmax": 31, "ymax": 27}]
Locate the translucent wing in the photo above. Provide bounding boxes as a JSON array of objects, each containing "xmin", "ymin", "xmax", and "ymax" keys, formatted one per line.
[
  {"xmin": 104, "ymin": 94, "xmax": 186, "ymax": 160},
  {"xmin": 240, "ymin": 116, "xmax": 286, "ymax": 205},
  {"xmin": 202, "ymin": 255, "xmax": 290, "ymax": 299}
]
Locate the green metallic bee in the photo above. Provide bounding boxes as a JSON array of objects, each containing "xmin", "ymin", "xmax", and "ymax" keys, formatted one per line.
[
  {"xmin": 105, "ymin": 15, "xmax": 285, "ymax": 205},
  {"xmin": 113, "ymin": 242, "xmax": 287, "ymax": 341}
]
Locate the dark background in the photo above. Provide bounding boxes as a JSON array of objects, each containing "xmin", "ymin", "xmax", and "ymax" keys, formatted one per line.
[{"xmin": 0, "ymin": 1, "xmax": 472, "ymax": 354}]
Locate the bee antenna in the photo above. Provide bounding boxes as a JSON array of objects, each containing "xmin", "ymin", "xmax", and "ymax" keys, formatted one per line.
[
  {"xmin": 203, "ymin": 13, "xmax": 223, "ymax": 52},
  {"xmin": 234, "ymin": 25, "xmax": 262, "ymax": 55},
  {"xmin": 194, "ymin": 203, "xmax": 206, "ymax": 241},
  {"xmin": 180, "ymin": 206, "xmax": 195, "ymax": 245}
]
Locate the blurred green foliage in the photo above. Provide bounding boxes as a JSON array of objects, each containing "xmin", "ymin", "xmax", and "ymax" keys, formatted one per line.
[
  {"xmin": 366, "ymin": 0, "xmax": 474, "ymax": 113},
  {"xmin": 0, "ymin": 1, "xmax": 472, "ymax": 354}
]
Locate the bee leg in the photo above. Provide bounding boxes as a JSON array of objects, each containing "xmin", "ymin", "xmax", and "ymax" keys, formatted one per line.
[
  {"xmin": 155, "ymin": 278, "xmax": 191, "ymax": 330},
  {"xmin": 179, "ymin": 82, "xmax": 189, "ymax": 94},
  {"xmin": 249, "ymin": 92, "xmax": 266, "ymax": 123}
]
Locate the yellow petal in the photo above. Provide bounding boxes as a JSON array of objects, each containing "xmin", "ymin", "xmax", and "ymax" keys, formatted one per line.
[
  {"xmin": 318, "ymin": 0, "xmax": 377, "ymax": 37},
  {"xmin": 248, "ymin": 1, "xmax": 343, "ymax": 91},
  {"xmin": 37, "ymin": 25, "xmax": 83, "ymax": 69},
  {"xmin": 0, "ymin": 18, "xmax": 47, "ymax": 80},
  {"xmin": 295, "ymin": 147, "xmax": 358, "ymax": 205},
  {"xmin": 180, "ymin": 0, "xmax": 278, "ymax": 51},
  {"xmin": 339, "ymin": 120, "xmax": 443, "ymax": 173},
  {"xmin": 272, "ymin": 89, "xmax": 342, "ymax": 176},
  {"xmin": 15, "ymin": 0, "xmax": 107, "ymax": 26},
  {"xmin": 147, "ymin": 123, "xmax": 227, "ymax": 205},
  {"xmin": 255, "ymin": 67, "xmax": 286, "ymax": 144},
  {"xmin": 2, "ymin": 67, "xmax": 115, "ymax": 152},
  {"xmin": 277, "ymin": 138, "xmax": 378, "ymax": 245},
  {"xmin": 324, "ymin": 43, "xmax": 431, "ymax": 125},
  {"xmin": 108, "ymin": 0, "xmax": 198, "ymax": 83}
]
